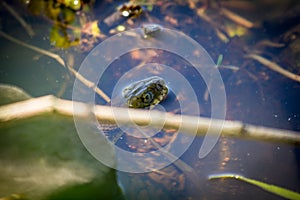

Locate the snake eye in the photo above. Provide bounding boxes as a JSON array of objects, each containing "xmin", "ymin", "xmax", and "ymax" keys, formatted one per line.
[{"xmin": 143, "ymin": 91, "xmax": 153, "ymax": 103}]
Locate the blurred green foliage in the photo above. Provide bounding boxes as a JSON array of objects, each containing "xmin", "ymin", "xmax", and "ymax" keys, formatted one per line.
[
  {"xmin": 23, "ymin": 0, "xmax": 94, "ymax": 48},
  {"xmin": 0, "ymin": 85, "xmax": 124, "ymax": 200}
]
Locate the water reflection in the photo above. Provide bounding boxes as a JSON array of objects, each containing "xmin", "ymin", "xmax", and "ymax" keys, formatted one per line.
[{"xmin": 1, "ymin": 0, "xmax": 300, "ymax": 199}]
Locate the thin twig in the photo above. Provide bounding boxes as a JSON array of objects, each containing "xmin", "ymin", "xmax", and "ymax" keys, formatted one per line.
[
  {"xmin": 2, "ymin": 1, "xmax": 35, "ymax": 37},
  {"xmin": 246, "ymin": 54, "xmax": 300, "ymax": 83},
  {"xmin": 0, "ymin": 30, "xmax": 111, "ymax": 103},
  {"xmin": 256, "ymin": 40, "xmax": 285, "ymax": 48},
  {"xmin": 68, "ymin": 67, "xmax": 111, "ymax": 102},
  {"xmin": 196, "ymin": 8, "xmax": 229, "ymax": 43},
  {"xmin": 0, "ymin": 31, "xmax": 65, "ymax": 66},
  {"xmin": 1, "ymin": 95, "xmax": 300, "ymax": 145},
  {"xmin": 221, "ymin": 8, "xmax": 255, "ymax": 28}
]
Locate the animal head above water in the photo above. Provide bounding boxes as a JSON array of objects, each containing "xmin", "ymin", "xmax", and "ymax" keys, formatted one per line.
[{"xmin": 122, "ymin": 76, "xmax": 168, "ymax": 108}]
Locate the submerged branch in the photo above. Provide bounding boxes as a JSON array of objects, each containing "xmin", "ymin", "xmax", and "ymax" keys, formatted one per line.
[
  {"xmin": 246, "ymin": 54, "xmax": 300, "ymax": 82},
  {"xmin": 1, "ymin": 95, "xmax": 300, "ymax": 145},
  {"xmin": 0, "ymin": 31, "xmax": 111, "ymax": 103},
  {"xmin": 2, "ymin": 1, "xmax": 35, "ymax": 37},
  {"xmin": 221, "ymin": 8, "xmax": 255, "ymax": 28},
  {"xmin": 196, "ymin": 8, "xmax": 229, "ymax": 43}
]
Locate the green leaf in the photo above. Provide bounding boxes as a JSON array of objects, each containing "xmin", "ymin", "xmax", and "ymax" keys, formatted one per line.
[
  {"xmin": 216, "ymin": 54, "xmax": 223, "ymax": 68},
  {"xmin": 209, "ymin": 173, "xmax": 300, "ymax": 200}
]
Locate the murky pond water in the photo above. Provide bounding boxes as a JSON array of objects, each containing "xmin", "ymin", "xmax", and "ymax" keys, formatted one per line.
[{"xmin": 1, "ymin": 0, "xmax": 300, "ymax": 199}]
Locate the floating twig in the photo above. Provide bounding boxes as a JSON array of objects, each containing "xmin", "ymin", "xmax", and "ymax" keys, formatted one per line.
[
  {"xmin": 0, "ymin": 95, "xmax": 199, "ymax": 187},
  {"xmin": 1, "ymin": 95, "xmax": 300, "ymax": 145},
  {"xmin": 0, "ymin": 30, "xmax": 111, "ymax": 103},
  {"xmin": 246, "ymin": 54, "xmax": 300, "ymax": 83},
  {"xmin": 2, "ymin": 1, "xmax": 35, "ymax": 37}
]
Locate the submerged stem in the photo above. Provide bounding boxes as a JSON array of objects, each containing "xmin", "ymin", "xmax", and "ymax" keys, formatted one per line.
[
  {"xmin": 246, "ymin": 54, "xmax": 300, "ymax": 83},
  {"xmin": 209, "ymin": 173, "xmax": 300, "ymax": 200},
  {"xmin": 0, "ymin": 31, "xmax": 111, "ymax": 103}
]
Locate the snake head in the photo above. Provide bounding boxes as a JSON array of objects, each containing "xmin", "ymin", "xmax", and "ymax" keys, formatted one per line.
[{"xmin": 122, "ymin": 76, "xmax": 168, "ymax": 108}]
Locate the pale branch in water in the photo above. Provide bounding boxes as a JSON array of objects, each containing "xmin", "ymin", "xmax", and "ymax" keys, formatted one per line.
[
  {"xmin": 196, "ymin": 8, "xmax": 229, "ymax": 43},
  {"xmin": 1, "ymin": 95, "xmax": 300, "ymax": 145},
  {"xmin": 246, "ymin": 54, "xmax": 300, "ymax": 83},
  {"xmin": 2, "ymin": 1, "xmax": 35, "ymax": 37},
  {"xmin": 0, "ymin": 31, "xmax": 111, "ymax": 103},
  {"xmin": 220, "ymin": 8, "xmax": 255, "ymax": 28}
]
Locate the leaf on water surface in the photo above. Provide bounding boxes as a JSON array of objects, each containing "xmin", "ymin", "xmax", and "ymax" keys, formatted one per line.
[
  {"xmin": 208, "ymin": 173, "xmax": 300, "ymax": 200},
  {"xmin": 0, "ymin": 84, "xmax": 123, "ymax": 200}
]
